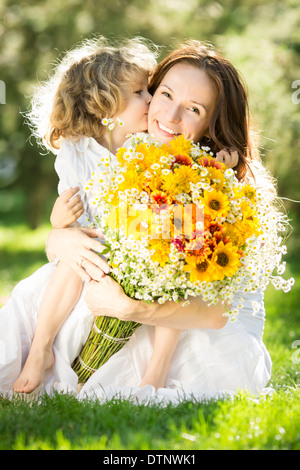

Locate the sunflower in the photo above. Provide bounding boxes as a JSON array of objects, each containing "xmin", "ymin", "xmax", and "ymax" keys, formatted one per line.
[
  {"xmin": 203, "ymin": 189, "xmax": 230, "ymax": 219},
  {"xmin": 182, "ymin": 254, "xmax": 214, "ymax": 283},
  {"xmin": 210, "ymin": 241, "xmax": 241, "ymax": 280}
]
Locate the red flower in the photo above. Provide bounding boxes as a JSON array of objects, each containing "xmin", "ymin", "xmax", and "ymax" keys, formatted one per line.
[
  {"xmin": 151, "ymin": 190, "xmax": 170, "ymax": 206},
  {"xmin": 171, "ymin": 154, "xmax": 193, "ymax": 170},
  {"xmin": 171, "ymin": 237, "xmax": 186, "ymax": 252},
  {"xmin": 199, "ymin": 156, "xmax": 223, "ymax": 170}
]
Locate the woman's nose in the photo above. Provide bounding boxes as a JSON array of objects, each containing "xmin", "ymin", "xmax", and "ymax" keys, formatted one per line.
[
  {"xmin": 167, "ymin": 103, "xmax": 181, "ymax": 122},
  {"xmin": 146, "ymin": 90, "xmax": 152, "ymax": 104}
]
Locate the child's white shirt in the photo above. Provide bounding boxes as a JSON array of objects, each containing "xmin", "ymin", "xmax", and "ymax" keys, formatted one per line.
[{"xmin": 54, "ymin": 136, "xmax": 116, "ymax": 228}]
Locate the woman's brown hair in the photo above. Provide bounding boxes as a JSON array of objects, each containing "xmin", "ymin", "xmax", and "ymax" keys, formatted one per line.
[{"xmin": 149, "ymin": 40, "xmax": 259, "ymax": 181}]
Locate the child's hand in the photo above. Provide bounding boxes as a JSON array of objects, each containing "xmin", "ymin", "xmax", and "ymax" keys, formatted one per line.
[
  {"xmin": 50, "ymin": 187, "xmax": 84, "ymax": 228},
  {"xmin": 215, "ymin": 148, "xmax": 239, "ymax": 168}
]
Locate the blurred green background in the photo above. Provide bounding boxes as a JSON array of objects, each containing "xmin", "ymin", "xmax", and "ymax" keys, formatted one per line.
[{"xmin": 0, "ymin": 0, "xmax": 300, "ymax": 296}]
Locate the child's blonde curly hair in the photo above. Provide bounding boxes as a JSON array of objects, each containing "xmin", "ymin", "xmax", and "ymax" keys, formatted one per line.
[{"xmin": 28, "ymin": 36, "xmax": 158, "ymax": 151}]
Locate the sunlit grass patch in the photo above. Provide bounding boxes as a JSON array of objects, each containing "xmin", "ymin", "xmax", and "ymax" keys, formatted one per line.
[
  {"xmin": 0, "ymin": 389, "xmax": 299, "ymax": 450},
  {"xmin": 0, "ymin": 223, "xmax": 50, "ymax": 298}
]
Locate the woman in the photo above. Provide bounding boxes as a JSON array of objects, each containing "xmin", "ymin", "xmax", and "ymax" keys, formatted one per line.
[{"xmin": 45, "ymin": 41, "xmax": 275, "ymax": 404}]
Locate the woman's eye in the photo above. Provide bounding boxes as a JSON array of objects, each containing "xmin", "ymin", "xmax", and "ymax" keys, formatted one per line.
[
  {"xmin": 162, "ymin": 91, "xmax": 172, "ymax": 99},
  {"xmin": 135, "ymin": 90, "xmax": 143, "ymax": 95}
]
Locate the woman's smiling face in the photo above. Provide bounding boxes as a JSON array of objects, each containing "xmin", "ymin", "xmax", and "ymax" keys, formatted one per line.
[{"xmin": 148, "ymin": 62, "xmax": 217, "ymax": 144}]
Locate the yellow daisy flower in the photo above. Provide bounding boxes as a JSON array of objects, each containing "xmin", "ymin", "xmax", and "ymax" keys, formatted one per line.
[
  {"xmin": 210, "ymin": 241, "xmax": 240, "ymax": 281},
  {"xmin": 203, "ymin": 189, "xmax": 230, "ymax": 219},
  {"xmin": 135, "ymin": 143, "xmax": 165, "ymax": 170},
  {"xmin": 238, "ymin": 184, "xmax": 257, "ymax": 201},
  {"xmin": 223, "ymin": 222, "xmax": 242, "ymax": 246},
  {"xmin": 162, "ymin": 166, "xmax": 200, "ymax": 196},
  {"xmin": 182, "ymin": 255, "xmax": 214, "ymax": 283},
  {"xmin": 167, "ymin": 135, "xmax": 193, "ymax": 157},
  {"xmin": 147, "ymin": 173, "xmax": 163, "ymax": 193},
  {"xmin": 234, "ymin": 218, "xmax": 260, "ymax": 244},
  {"xmin": 118, "ymin": 167, "xmax": 145, "ymax": 193},
  {"xmin": 206, "ymin": 166, "xmax": 225, "ymax": 191},
  {"xmin": 149, "ymin": 240, "xmax": 171, "ymax": 267}
]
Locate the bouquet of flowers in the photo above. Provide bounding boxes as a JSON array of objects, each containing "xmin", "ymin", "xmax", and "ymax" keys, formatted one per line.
[{"xmin": 72, "ymin": 133, "xmax": 294, "ymax": 383}]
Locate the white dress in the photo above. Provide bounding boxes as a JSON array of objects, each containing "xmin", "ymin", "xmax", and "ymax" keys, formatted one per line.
[{"xmin": 0, "ymin": 136, "xmax": 272, "ymax": 404}]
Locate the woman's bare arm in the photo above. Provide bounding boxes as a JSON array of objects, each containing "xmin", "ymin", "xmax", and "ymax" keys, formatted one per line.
[
  {"xmin": 127, "ymin": 294, "xmax": 228, "ymax": 330},
  {"xmin": 85, "ymin": 276, "xmax": 228, "ymax": 330}
]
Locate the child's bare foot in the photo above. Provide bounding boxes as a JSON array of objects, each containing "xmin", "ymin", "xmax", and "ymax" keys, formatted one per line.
[{"xmin": 13, "ymin": 342, "xmax": 55, "ymax": 394}]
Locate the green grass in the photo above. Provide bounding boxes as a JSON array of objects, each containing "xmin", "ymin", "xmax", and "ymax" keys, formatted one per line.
[
  {"xmin": 0, "ymin": 388, "xmax": 299, "ymax": 450},
  {"xmin": 0, "ymin": 221, "xmax": 299, "ymax": 450}
]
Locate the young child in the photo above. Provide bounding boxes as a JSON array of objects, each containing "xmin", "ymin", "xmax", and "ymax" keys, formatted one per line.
[
  {"xmin": 13, "ymin": 36, "xmax": 156, "ymax": 393},
  {"xmin": 14, "ymin": 36, "xmax": 239, "ymax": 393}
]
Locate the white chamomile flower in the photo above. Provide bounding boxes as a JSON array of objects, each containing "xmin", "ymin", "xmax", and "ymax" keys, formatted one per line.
[
  {"xmin": 224, "ymin": 168, "xmax": 234, "ymax": 178},
  {"xmin": 175, "ymin": 194, "xmax": 186, "ymax": 203},
  {"xmin": 151, "ymin": 163, "xmax": 160, "ymax": 170},
  {"xmin": 116, "ymin": 175, "xmax": 125, "ymax": 184}
]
